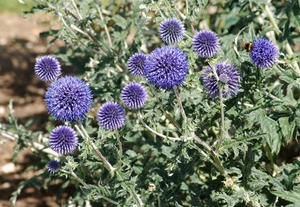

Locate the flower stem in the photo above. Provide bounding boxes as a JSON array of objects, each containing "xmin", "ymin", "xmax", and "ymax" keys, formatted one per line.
[
  {"xmin": 115, "ymin": 130, "xmax": 123, "ymax": 159},
  {"xmin": 94, "ymin": 0, "xmax": 113, "ymax": 48},
  {"xmin": 0, "ymin": 125, "xmax": 59, "ymax": 158},
  {"xmin": 216, "ymin": 85, "xmax": 225, "ymax": 153},
  {"xmin": 263, "ymin": 4, "xmax": 300, "ymax": 76},
  {"xmin": 209, "ymin": 62, "xmax": 225, "ymax": 152},
  {"xmin": 174, "ymin": 88, "xmax": 187, "ymax": 121},
  {"xmin": 150, "ymin": 85, "xmax": 181, "ymax": 132},
  {"xmin": 75, "ymin": 123, "xmax": 116, "ymax": 172},
  {"xmin": 137, "ymin": 111, "xmax": 192, "ymax": 142},
  {"xmin": 116, "ymin": 172, "xmax": 143, "ymax": 207},
  {"xmin": 193, "ymin": 133, "xmax": 227, "ymax": 176},
  {"xmin": 71, "ymin": 0, "xmax": 83, "ymax": 20},
  {"xmin": 262, "ymin": 143, "xmax": 277, "ymax": 176},
  {"xmin": 61, "ymin": 168, "xmax": 119, "ymax": 205},
  {"xmin": 193, "ymin": 144, "xmax": 222, "ymax": 171}
]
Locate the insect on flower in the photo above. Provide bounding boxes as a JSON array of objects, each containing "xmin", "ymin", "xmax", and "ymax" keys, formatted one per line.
[{"xmin": 243, "ymin": 42, "xmax": 253, "ymax": 52}]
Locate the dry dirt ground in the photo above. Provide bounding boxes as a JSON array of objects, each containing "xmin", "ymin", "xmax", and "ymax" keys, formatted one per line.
[{"xmin": 0, "ymin": 12, "xmax": 75, "ymax": 207}]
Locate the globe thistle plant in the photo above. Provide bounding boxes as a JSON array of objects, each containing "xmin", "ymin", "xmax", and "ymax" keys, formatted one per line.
[
  {"xmin": 128, "ymin": 53, "xmax": 147, "ymax": 76},
  {"xmin": 97, "ymin": 102, "xmax": 126, "ymax": 131},
  {"xmin": 250, "ymin": 37, "xmax": 279, "ymax": 69},
  {"xmin": 45, "ymin": 76, "xmax": 92, "ymax": 123},
  {"xmin": 46, "ymin": 160, "xmax": 60, "ymax": 174},
  {"xmin": 202, "ymin": 61, "xmax": 241, "ymax": 99},
  {"xmin": 121, "ymin": 82, "xmax": 147, "ymax": 109},
  {"xmin": 49, "ymin": 125, "xmax": 78, "ymax": 155},
  {"xmin": 34, "ymin": 55, "xmax": 61, "ymax": 82},
  {"xmin": 144, "ymin": 46, "xmax": 189, "ymax": 90},
  {"xmin": 193, "ymin": 30, "xmax": 220, "ymax": 58},
  {"xmin": 159, "ymin": 18, "xmax": 185, "ymax": 44}
]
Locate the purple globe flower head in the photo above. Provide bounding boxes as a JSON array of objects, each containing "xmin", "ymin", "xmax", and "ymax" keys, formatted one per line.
[
  {"xmin": 45, "ymin": 76, "xmax": 92, "ymax": 123},
  {"xmin": 34, "ymin": 55, "xmax": 61, "ymax": 82},
  {"xmin": 250, "ymin": 37, "xmax": 279, "ymax": 69},
  {"xmin": 202, "ymin": 61, "xmax": 241, "ymax": 99},
  {"xmin": 128, "ymin": 53, "xmax": 147, "ymax": 76},
  {"xmin": 49, "ymin": 125, "xmax": 78, "ymax": 155},
  {"xmin": 144, "ymin": 46, "xmax": 189, "ymax": 90},
  {"xmin": 193, "ymin": 30, "xmax": 220, "ymax": 58},
  {"xmin": 121, "ymin": 82, "xmax": 147, "ymax": 109},
  {"xmin": 159, "ymin": 18, "xmax": 185, "ymax": 44},
  {"xmin": 97, "ymin": 102, "xmax": 126, "ymax": 131},
  {"xmin": 46, "ymin": 160, "xmax": 60, "ymax": 174}
]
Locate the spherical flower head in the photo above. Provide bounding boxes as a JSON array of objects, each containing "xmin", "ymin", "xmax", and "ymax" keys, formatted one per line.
[
  {"xmin": 121, "ymin": 82, "xmax": 147, "ymax": 109},
  {"xmin": 97, "ymin": 102, "xmax": 126, "ymax": 131},
  {"xmin": 159, "ymin": 18, "xmax": 185, "ymax": 44},
  {"xmin": 144, "ymin": 46, "xmax": 189, "ymax": 90},
  {"xmin": 128, "ymin": 53, "xmax": 147, "ymax": 76},
  {"xmin": 193, "ymin": 30, "xmax": 220, "ymax": 58},
  {"xmin": 45, "ymin": 76, "xmax": 92, "ymax": 122},
  {"xmin": 202, "ymin": 61, "xmax": 241, "ymax": 99},
  {"xmin": 46, "ymin": 160, "xmax": 60, "ymax": 174},
  {"xmin": 250, "ymin": 37, "xmax": 279, "ymax": 69},
  {"xmin": 34, "ymin": 55, "xmax": 61, "ymax": 82},
  {"xmin": 49, "ymin": 125, "xmax": 78, "ymax": 155}
]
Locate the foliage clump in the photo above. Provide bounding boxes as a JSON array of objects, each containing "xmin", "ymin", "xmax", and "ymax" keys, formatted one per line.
[{"xmin": 2, "ymin": 0, "xmax": 300, "ymax": 206}]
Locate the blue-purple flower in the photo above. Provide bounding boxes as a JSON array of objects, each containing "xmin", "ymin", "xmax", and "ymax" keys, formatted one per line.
[
  {"xmin": 250, "ymin": 37, "xmax": 279, "ymax": 69},
  {"xmin": 45, "ymin": 76, "xmax": 92, "ymax": 122},
  {"xmin": 34, "ymin": 55, "xmax": 61, "ymax": 82},
  {"xmin": 49, "ymin": 125, "xmax": 78, "ymax": 155},
  {"xmin": 128, "ymin": 53, "xmax": 147, "ymax": 76},
  {"xmin": 144, "ymin": 46, "xmax": 189, "ymax": 90},
  {"xmin": 202, "ymin": 61, "xmax": 241, "ymax": 98},
  {"xmin": 97, "ymin": 102, "xmax": 126, "ymax": 131},
  {"xmin": 46, "ymin": 160, "xmax": 60, "ymax": 174},
  {"xmin": 159, "ymin": 18, "xmax": 185, "ymax": 44},
  {"xmin": 121, "ymin": 83, "xmax": 147, "ymax": 109},
  {"xmin": 193, "ymin": 30, "xmax": 220, "ymax": 58}
]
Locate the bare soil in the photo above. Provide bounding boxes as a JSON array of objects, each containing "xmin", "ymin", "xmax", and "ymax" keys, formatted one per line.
[{"xmin": 0, "ymin": 12, "xmax": 75, "ymax": 207}]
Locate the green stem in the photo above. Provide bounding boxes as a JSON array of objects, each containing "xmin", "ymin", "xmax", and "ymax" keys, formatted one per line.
[
  {"xmin": 158, "ymin": 195, "xmax": 161, "ymax": 207},
  {"xmin": 162, "ymin": 0, "xmax": 178, "ymax": 18},
  {"xmin": 137, "ymin": 111, "xmax": 188, "ymax": 141},
  {"xmin": 116, "ymin": 172, "xmax": 143, "ymax": 207},
  {"xmin": 94, "ymin": 0, "xmax": 113, "ymax": 48},
  {"xmin": 150, "ymin": 85, "xmax": 181, "ymax": 132},
  {"xmin": 263, "ymin": 4, "xmax": 300, "ymax": 76},
  {"xmin": 193, "ymin": 133, "xmax": 227, "ymax": 177},
  {"xmin": 61, "ymin": 168, "xmax": 119, "ymax": 205},
  {"xmin": 71, "ymin": 0, "xmax": 83, "ymax": 20},
  {"xmin": 209, "ymin": 62, "xmax": 224, "ymax": 152},
  {"xmin": 63, "ymin": 6, "xmax": 109, "ymax": 56},
  {"xmin": 186, "ymin": 0, "xmax": 189, "ymax": 17},
  {"xmin": 193, "ymin": 144, "xmax": 221, "ymax": 171},
  {"xmin": 216, "ymin": 85, "xmax": 224, "ymax": 152},
  {"xmin": 262, "ymin": 143, "xmax": 277, "ymax": 176},
  {"xmin": 0, "ymin": 129, "xmax": 59, "ymax": 158},
  {"xmin": 115, "ymin": 130, "xmax": 123, "ymax": 159},
  {"xmin": 75, "ymin": 123, "xmax": 116, "ymax": 172},
  {"xmin": 174, "ymin": 88, "xmax": 187, "ymax": 121}
]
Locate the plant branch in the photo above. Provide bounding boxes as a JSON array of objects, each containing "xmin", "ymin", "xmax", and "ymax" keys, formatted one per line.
[
  {"xmin": 75, "ymin": 123, "xmax": 116, "ymax": 172},
  {"xmin": 263, "ymin": 4, "xmax": 300, "ymax": 76},
  {"xmin": 0, "ymin": 128, "xmax": 59, "ymax": 158},
  {"xmin": 137, "ymin": 111, "xmax": 192, "ymax": 142},
  {"xmin": 150, "ymin": 85, "xmax": 181, "ymax": 132},
  {"xmin": 94, "ymin": 0, "xmax": 112, "ymax": 48},
  {"xmin": 60, "ymin": 168, "xmax": 119, "ymax": 205},
  {"xmin": 174, "ymin": 87, "xmax": 187, "ymax": 121},
  {"xmin": 193, "ymin": 133, "xmax": 227, "ymax": 176},
  {"xmin": 209, "ymin": 62, "xmax": 225, "ymax": 152},
  {"xmin": 115, "ymin": 130, "xmax": 123, "ymax": 159},
  {"xmin": 216, "ymin": 85, "xmax": 225, "ymax": 153}
]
